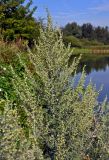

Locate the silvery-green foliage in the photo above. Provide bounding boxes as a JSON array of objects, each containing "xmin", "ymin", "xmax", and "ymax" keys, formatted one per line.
[
  {"xmin": 0, "ymin": 95, "xmax": 44, "ymax": 160},
  {"xmin": 1, "ymin": 13, "xmax": 109, "ymax": 160},
  {"xmin": 95, "ymin": 100, "xmax": 109, "ymax": 160}
]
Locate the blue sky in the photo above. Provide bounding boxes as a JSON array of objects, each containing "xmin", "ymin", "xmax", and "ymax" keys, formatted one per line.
[{"xmin": 31, "ymin": 0, "xmax": 109, "ymax": 27}]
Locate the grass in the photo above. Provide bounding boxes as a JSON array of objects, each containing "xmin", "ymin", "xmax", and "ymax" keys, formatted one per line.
[{"xmin": 73, "ymin": 45, "xmax": 109, "ymax": 56}]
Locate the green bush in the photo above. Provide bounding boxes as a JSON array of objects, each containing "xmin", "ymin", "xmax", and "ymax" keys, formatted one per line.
[
  {"xmin": 63, "ymin": 35, "xmax": 82, "ymax": 48},
  {"xmin": 81, "ymin": 38, "xmax": 103, "ymax": 47}
]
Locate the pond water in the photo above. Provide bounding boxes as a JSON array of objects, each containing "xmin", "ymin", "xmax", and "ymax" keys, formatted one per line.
[{"xmin": 73, "ymin": 56, "xmax": 109, "ymax": 102}]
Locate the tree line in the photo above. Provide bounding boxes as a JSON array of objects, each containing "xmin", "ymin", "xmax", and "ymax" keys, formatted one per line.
[{"xmin": 62, "ymin": 22, "xmax": 109, "ymax": 44}]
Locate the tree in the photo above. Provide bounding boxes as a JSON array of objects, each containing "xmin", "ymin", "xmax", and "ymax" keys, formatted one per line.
[
  {"xmin": 62, "ymin": 21, "xmax": 109, "ymax": 44},
  {"xmin": 1, "ymin": 14, "xmax": 109, "ymax": 160},
  {"xmin": 95, "ymin": 26, "xmax": 109, "ymax": 44},
  {"xmin": 81, "ymin": 23, "xmax": 95, "ymax": 40},
  {"xmin": 62, "ymin": 22, "xmax": 82, "ymax": 38},
  {"xmin": 0, "ymin": 0, "xmax": 40, "ymax": 42}
]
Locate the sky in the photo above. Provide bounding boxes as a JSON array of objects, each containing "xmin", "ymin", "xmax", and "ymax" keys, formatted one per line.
[{"xmin": 31, "ymin": 0, "xmax": 109, "ymax": 27}]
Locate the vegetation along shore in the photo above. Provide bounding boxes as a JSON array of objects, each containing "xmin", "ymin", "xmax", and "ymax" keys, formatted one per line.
[{"xmin": 0, "ymin": 0, "xmax": 109, "ymax": 159}]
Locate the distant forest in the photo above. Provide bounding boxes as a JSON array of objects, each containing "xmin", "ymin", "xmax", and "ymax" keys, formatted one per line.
[{"xmin": 61, "ymin": 22, "xmax": 109, "ymax": 45}]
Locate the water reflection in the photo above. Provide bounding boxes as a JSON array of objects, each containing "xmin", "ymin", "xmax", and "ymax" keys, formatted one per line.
[
  {"xmin": 70, "ymin": 55, "xmax": 109, "ymax": 102},
  {"xmin": 78, "ymin": 56, "xmax": 109, "ymax": 74}
]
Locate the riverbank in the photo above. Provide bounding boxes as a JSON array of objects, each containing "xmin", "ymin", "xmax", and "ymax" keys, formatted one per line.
[{"xmin": 73, "ymin": 45, "xmax": 109, "ymax": 56}]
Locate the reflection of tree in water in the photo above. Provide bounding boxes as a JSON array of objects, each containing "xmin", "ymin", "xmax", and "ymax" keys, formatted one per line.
[{"xmin": 69, "ymin": 55, "xmax": 109, "ymax": 74}]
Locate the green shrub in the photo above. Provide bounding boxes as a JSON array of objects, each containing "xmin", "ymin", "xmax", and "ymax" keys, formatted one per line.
[
  {"xmin": 81, "ymin": 38, "xmax": 103, "ymax": 47},
  {"xmin": 63, "ymin": 35, "xmax": 82, "ymax": 48}
]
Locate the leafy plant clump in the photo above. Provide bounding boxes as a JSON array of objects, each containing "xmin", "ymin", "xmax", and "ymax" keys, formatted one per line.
[{"xmin": 0, "ymin": 14, "xmax": 109, "ymax": 160}]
